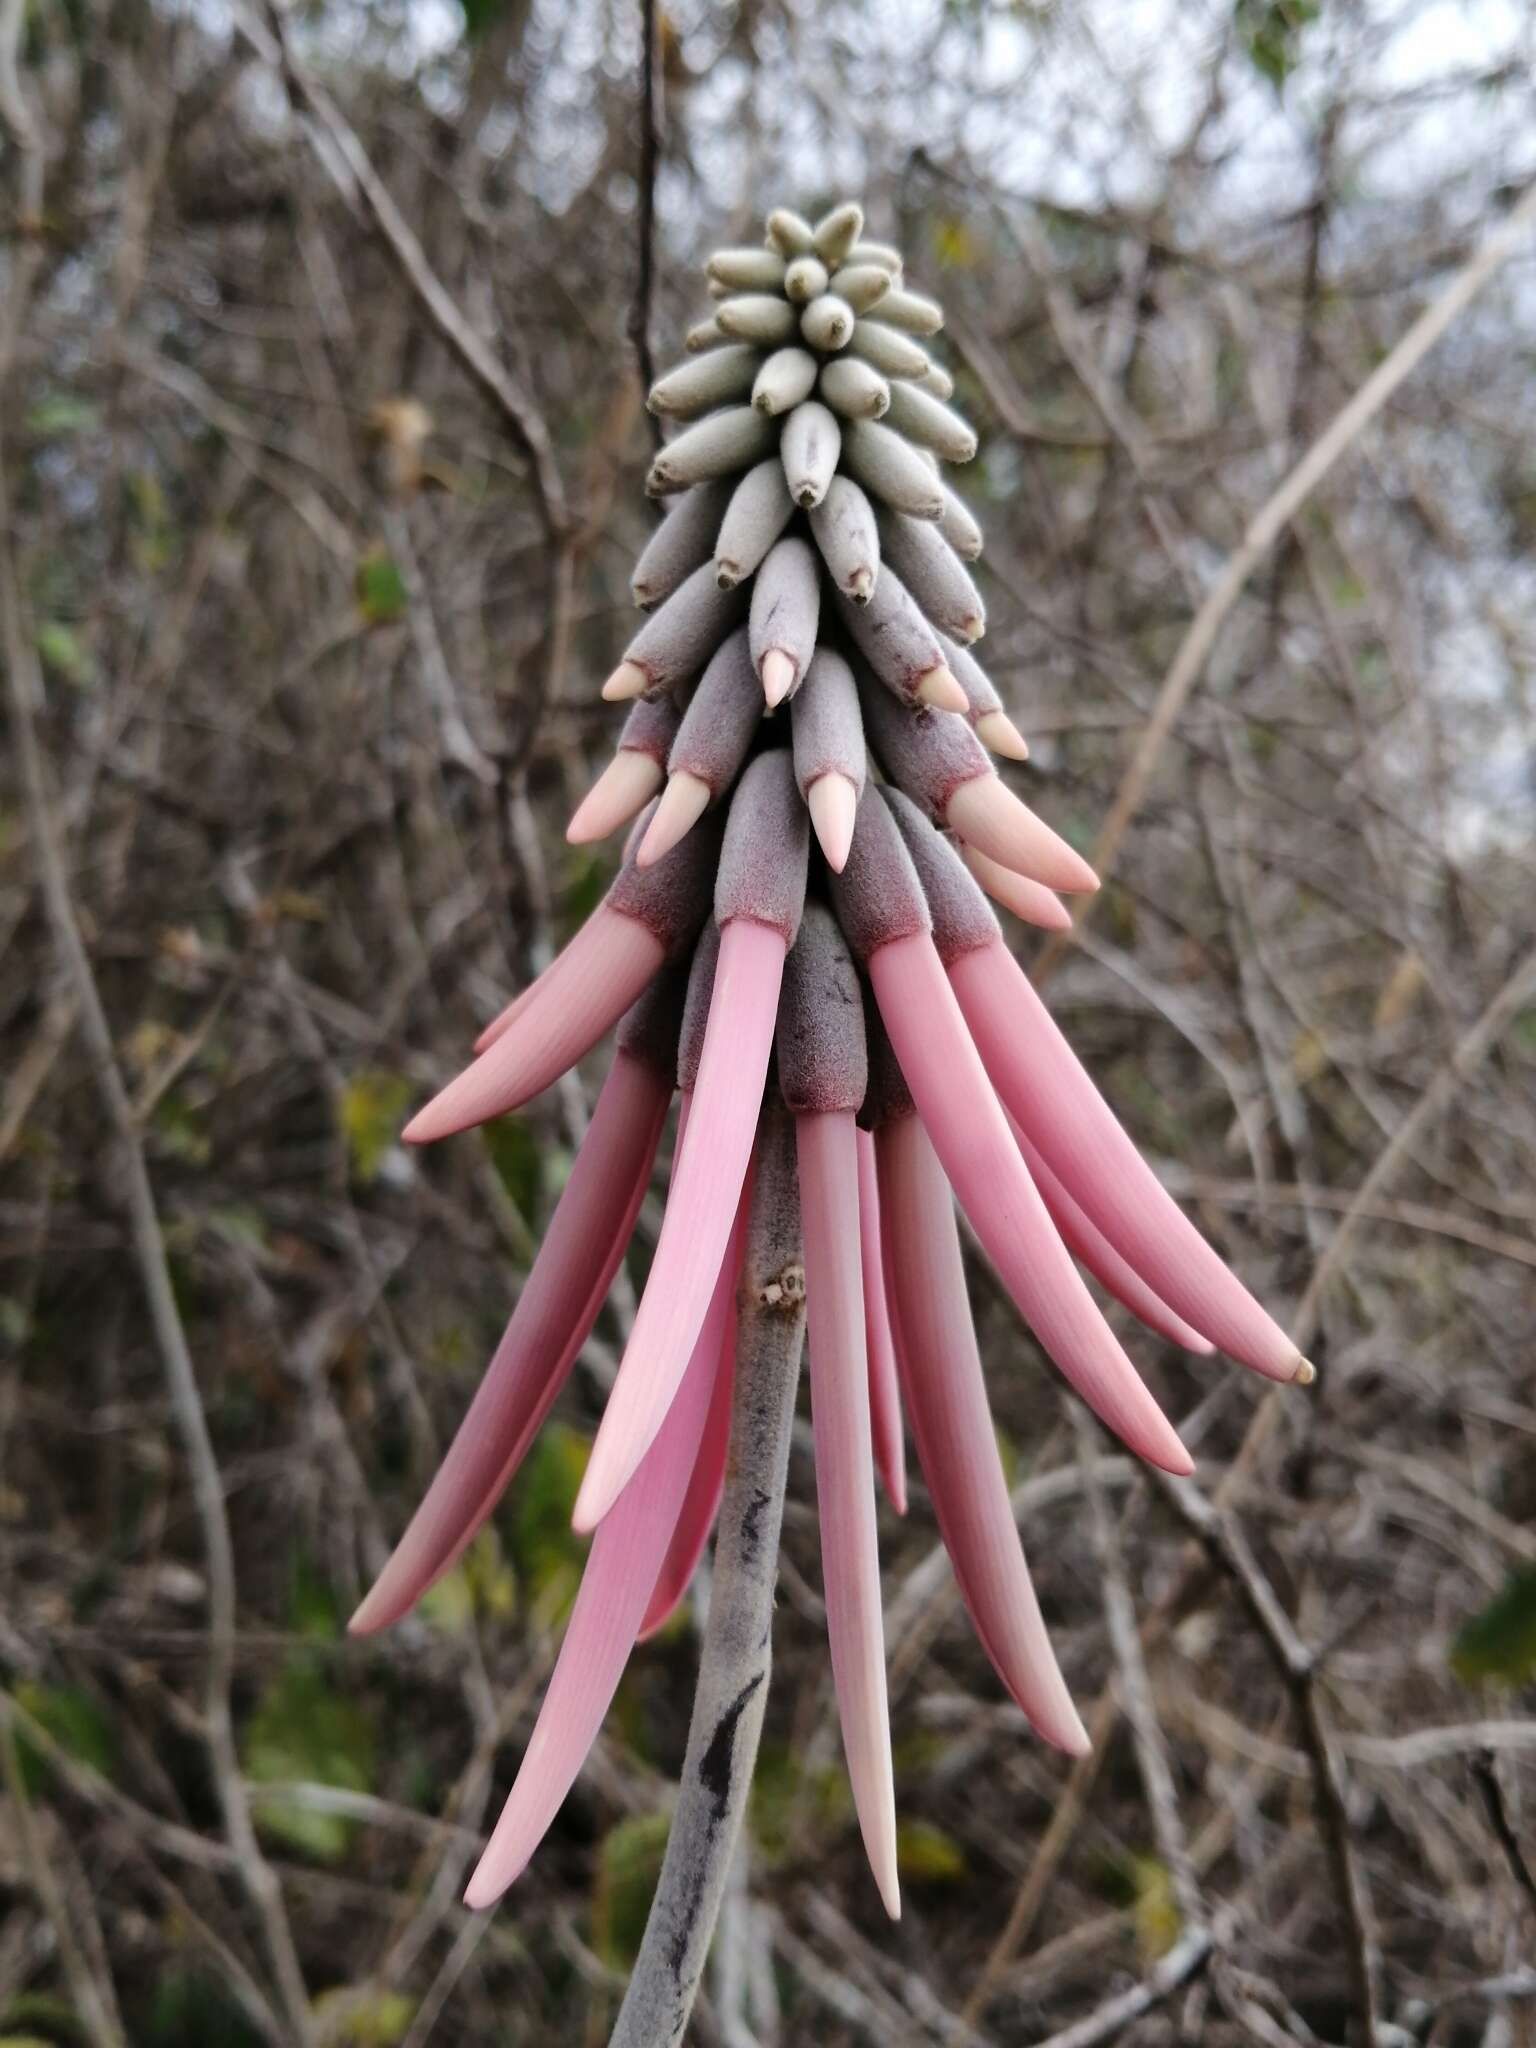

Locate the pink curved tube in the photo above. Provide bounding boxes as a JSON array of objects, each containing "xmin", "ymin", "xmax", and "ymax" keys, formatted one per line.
[
  {"xmin": 463, "ymin": 1190, "xmax": 747, "ymax": 1909},
  {"xmin": 1010, "ymin": 1119, "xmax": 1214, "ymax": 1355},
  {"xmin": 574, "ymin": 917, "xmax": 787, "ymax": 1530},
  {"xmin": 637, "ymin": 1284, "xmax": 737, "ymax": 1640},
  {"xmin": 950, "ymin": 939, "xmax": 1307, "ymax": 1383},
  {"xmin": 876, "ymin": 1113, "xmax": 1088, "ymax": 1753},
  {"xmin": 856, "ymin": 1128, "xmax": 906, "ymax": 1513},
  {"xmin": 351, "ymin": 1052, "xmax": 671, "ymax": 1635},
  {"xmin": 799, "ymin": 1111, "xmax": 900, "ymax": 1917},
  {"xmin": 868, "ymin": 933, "xmax": 1191, "ymax": 1475},
  {"xmin": 405, "ymin": 906, "xmax": 665, "ymax": 1142}
]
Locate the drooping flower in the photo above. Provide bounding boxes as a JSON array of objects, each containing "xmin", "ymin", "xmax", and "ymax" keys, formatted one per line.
[{"xmin": 359, "ymin": 200, "xmax": 1313, "ymax": 1917}]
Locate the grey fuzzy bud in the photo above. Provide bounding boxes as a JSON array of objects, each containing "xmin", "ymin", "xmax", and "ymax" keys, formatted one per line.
[
  {"xmin": 847, "ymin": 240, "xmax": 902, "ymax": 274},
  {"xmin": 882, "ymin": 787, "xmax": 1000, "ymax": 964},
  {"xmin": 812, "ymin": 201, "xmax": 864, "ymax": 268},
  {"xmin": 715, "ymin": 749, "xmax": 809, "ymax": 943},
  {"xmin": 848, "ymin": 319, "xmax": 932, "ymax": 380},
  {"xmin": 792, "ymin": 648, "xmax": 866, "ymax": 794},
  {"xmin": 669, "ymin": 627, "xmax": 762, "ymax": 795},
  {"xmin": 936, "ymin": 480, "xmax": 984, "ymax": 560},
  {"xmin": 685, "ymin": 317, "xmax": 725, "ymax": 353},
  {"xmin": 752, "ymin": 347, "xmax": 819, "ymax": 417},
  {"xmin": 716, "ymin": 295, "xmax": 799, "ymax": 346},
  {"xmin": 858, "ymin": 671, "xmax": 990, "ymax": 819},
  {"xmin": 818, "ymin": 356, "xmax": 890, "ymax": 421},
  {"xmin": 714, "ymin": 458, "xmax": 796, "ymax": 588},
  {"xmin": 874, "ymin": 286, "xmax": 943, "ymax": 335},
  {"xmin": 766, "ymin": 208, "xmax": 816, "ymax": 257},
  {"xmin": 632, "ymin": 481, "xmax": 733, "ymax": 609},
  {"xmin": 809, "ymin": 475, "xmax": 880, "ymax": 605},
  {"xmin": 776, "ymin": 902, "xmax": 867, "ymax": 1117},
  {"xmin": 828, "ymin": 264, "xmax": 893, "ymax": 314},
  {"xmin": 784, "ymin": 255, "xmax": 830, "ymax": 304},
  {"xmin": 916, "ymin": 360, "xmax": 955, "ymax": 401},
  {"xmin": 876, "ymin": 510, "xmax": 985, "ymax": 640},
  {"xmin": 883, "ymin": 379, "xmax": 977, "ymax": 463},
  {"xmin": 707, "ymin": 246, "xmax": 788, "ymax": 292},
  {"xmin": 750, "ymin": 537, "xmax": 821, "ymax": 692},
  {"xmin": 840, "ymin": 417, "xmax": 945, "ymax": 520},
  {"xmin": 648, "ymin": 344, "xmax": 762, "ymax": 419},
  {"xmin": 780, "ymin": 401, "xmax": 841, "ymax": 509},
  {"xmin": 646, "ymin": 407, "xmax": 776, "ymax": 494},
  {"xmin": 800, "ymin": 294, "xmax": 856, "ymax": 353},
  {"xmin": 940, "ymin": 633, "xmax": 1002, "ymax": 719},
  {"xmin": 834, "ymin": 567, "xmax": 948, "ymax": 706},
  {"xmin": 677, "ymin": 922, "xmax": 720, "ymax": 1092},
  {"xmin": 622, "ymin": 562, "xmax": 748, "ymax": 691}
]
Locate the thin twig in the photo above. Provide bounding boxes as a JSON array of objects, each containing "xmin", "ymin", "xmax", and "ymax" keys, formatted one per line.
[
  {"xmin": 0, "ymin": 1716, "xmax": 128, "ymax": 2048},
  {"xmin": 631, "ymin": 0, "xmax": 663, "ymax": 450},
  {"xmin": 1154, "ymin": 1472, "xmax": 1383, "ymax": 2044},
  {"xmin": 1029, "ymin": 1923, "xmax": 1218, "ymax": 2048},
  {"xmin": 1075, "ymin": 1410, "xmax": 1202, "ymax": 1929},
  {"xmin": 241, "ymin": 1, "xmax": 569, "ymax": 544},
  {"xmin": 1076, "ymin": 177, "xmax": 1536, "ymax": 912},
  {"xmin": 609, "ymin": 1107, "xmax": 806, "ymax": 2048}
]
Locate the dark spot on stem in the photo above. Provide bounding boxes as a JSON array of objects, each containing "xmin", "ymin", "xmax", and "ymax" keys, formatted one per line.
[{"xmin": 698, "ymin": 1672, "xmax": 765, "ymax": 1825}]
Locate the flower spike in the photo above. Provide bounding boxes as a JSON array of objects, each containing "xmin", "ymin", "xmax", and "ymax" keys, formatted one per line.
[{"xmin": 379, "ymin": 198, "xmax": 1312, "ymax": 1948}]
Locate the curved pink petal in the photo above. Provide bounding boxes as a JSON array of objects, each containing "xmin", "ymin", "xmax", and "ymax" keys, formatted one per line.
[
  {"xmin": 868, "ymin": 933, "xmax": 1191, "ymax": 1475},
  {"xmin": 407, "ymin": 907, "xmax": 665, "ymax": 1141},
  {"xmin": 351, "ymin": 1051, "xmax": 671, "ymax": 1635},
  {"xmin": 799, "ymin": 1111, "xmax": 900, "ymax": 1917},
  {"xmin": 875, "ymin": 1113, "xmax": 1088, "ymax": 1753},
  {"xmin": 856, "ymin": 1128, "xmax": 906, "ymax": 1513},
  {"xmin": 950, "ymin": 939, "xmax": 1308, "ymax": 1383},
  {"xmin": 1010, "ymin": 1118, "xmax": 1215, "ymax": 1355},
  {"xmin": 637, "ymin": 1281, "xmax": 738, "ymax": 1640},
  {"xmin": 574, "ymin": 917, "xmax": 786, "ymax": 1530},
  {"xmin": 463, "ymin": 1189, "xmax": 747, "ymax": 1909}
]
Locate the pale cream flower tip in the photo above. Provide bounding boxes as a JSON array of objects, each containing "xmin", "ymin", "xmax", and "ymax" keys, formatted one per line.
[
  {"xmin": 761, "ymin": 648, "xmax": 797, "ymax": 708},
  {"xmin": 601, "ymin": 660, "xmax": 649, "ymax": 702},
  {"xmin": 914, "ymin": 664, "xmax": 969, "ymax": 714},
  {"xmin": 975, "ymin": 710, "xmax": 1029, "ymax": 761}
]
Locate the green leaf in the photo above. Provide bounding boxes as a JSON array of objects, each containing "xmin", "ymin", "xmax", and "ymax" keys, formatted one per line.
[
  {"xmin": 242, "ymin": 1659, "xmax": 376, "ymax": 1863},
  {"xmin": 36, "ymin": 621, "xmax": 93, "ymax": 686},
  {"xmin": 1235, "ymin": 0, "xmax": 1319, "ymax": 90},
  {"xmin": 1130, "ymin": 1854, "xmax": 1181, "ymax": 1960},
  {"xmin": 10, "ymin": 1680, "xmax": 117, "ymax": 1795},
  {"xmin": 25, "ymin": 392, "xmax": 99, "ymax": 437},
  {"xmin": 482, "ymin": 1114, "xmax": 543, "ymax": 1222},
  {"xmin": 311, "ymin": 1990, "xmax": 417, "ymax": 2046},
  {"xmin": 419, "ymin": 1527, "xmax": 517, "ymax": 1633},
  {"xmin": 591, "ymin": 1812, "xmax": 671, "ymax": 1968},
  {"xmin": 339, "ymin": 1071, "xmax": 413, "ymax": 1182},
  {"xmin": 558, "ymin": 848, "xmax": 618, "ymax": 940},
  {"xmin": 511, "ymin": 1424, "xmax": 590, "ymax": 1624},
  {"xmin": 141, "ymin": 1971, "xmax": 266, "ymax": 2048},
  {"xmin": 896, "ymin": 1818, "xmax": 967, "ymax": 1883},
  {"xmin": 356, "ymin": 547, "xmax": 408, "ymax": 626},
  {"xmin": 1452, "ymin": 1565, "xmax": 1536, "ymax": 1686}
]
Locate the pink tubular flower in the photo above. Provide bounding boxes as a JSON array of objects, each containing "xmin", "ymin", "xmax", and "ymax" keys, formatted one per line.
[{"xmin": 371, "ymin": 199, "xmax": 1314, "ymax": 1916}]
